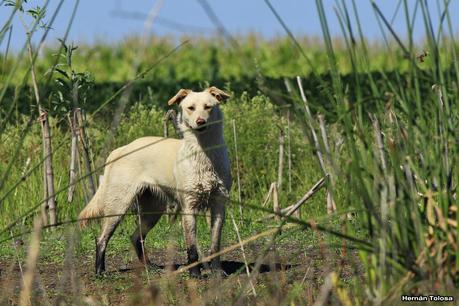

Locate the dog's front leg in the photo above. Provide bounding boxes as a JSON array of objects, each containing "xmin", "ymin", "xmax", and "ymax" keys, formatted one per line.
[
  {"xmin": 210, "ymin": 200, "xmax": 226, "ymax": 275},
  {"xmin": 182, "ymin": 207, "xmax": 201, "ymax": 277}
]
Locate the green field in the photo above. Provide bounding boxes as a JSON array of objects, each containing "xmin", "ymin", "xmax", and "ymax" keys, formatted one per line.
[{"xmin": 1, "ymin": 1, "xmax": 458, "ymax": 305}]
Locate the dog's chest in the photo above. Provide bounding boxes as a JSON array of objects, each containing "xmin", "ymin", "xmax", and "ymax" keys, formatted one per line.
[{"xmin": 174, "ymin": 142, "xmax": 229, "ymax": 205}]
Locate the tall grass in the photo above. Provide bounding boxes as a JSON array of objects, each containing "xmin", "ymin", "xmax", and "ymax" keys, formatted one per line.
[{"xmin": 289, "ymin": 0, "xmax": 459, "ymax": 302}]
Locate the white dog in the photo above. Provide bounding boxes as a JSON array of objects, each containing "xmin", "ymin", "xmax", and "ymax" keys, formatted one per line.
[{"xmin": 79, "ymin": 86, "xmax": 232, "ymax": 277}]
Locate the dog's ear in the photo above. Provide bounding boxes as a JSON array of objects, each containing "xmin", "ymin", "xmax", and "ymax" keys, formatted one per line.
[
  {"xmin": 207, "ymin": 86, "xmax": 230, "ymax": 103},
  {"xmin": 168, "ymin": 89, "xmax": 191, "ymax": 106}
]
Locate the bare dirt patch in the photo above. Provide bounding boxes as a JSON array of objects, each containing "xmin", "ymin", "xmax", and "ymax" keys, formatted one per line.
[{"xmin": 0, "ymin": 242, "xmax": 362, "ymax": 304}]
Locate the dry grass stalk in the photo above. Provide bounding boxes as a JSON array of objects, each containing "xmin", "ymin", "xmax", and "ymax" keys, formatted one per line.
[
  {"xmin": 296, "ymin": 76, "xmax": 335, "ymax": 215},
  {"xmin": 19, "ymin": 217, "xmax": 43, "ymax": 306},
  {"xmin": 317, "ymin": 115, "xmax": 337, "ymax": 214},
  {"xmin": 284, "ymin": 176, "xmax": 327, "ymax": 217},
  {"xmin": 39, "ymin": 111, "xmax": 57, "ymax": 227},
  {"xmin": 262, "ymin": 182, "xmax": 276, "ymax": 207},
  {"xmin": 75, "ymin": 108, "xmax": 96, "ymax": 199},
  {"xmin": 258, "ymin": 175, "xmax": 327, "ymax": 221},
  {"xmin": 272, "ymin": 183, "xmax": 280, "ymax": 222},
  {"xmin": 24, "ymin": 31, "xmax": 56, "ymax": 227},
  {"xmin": 67, "ymin": 111, "xmax": 79, "ymax": 202},
  {"xmin": 283, "ymin": 79, "xmax": 293, "ymax": 194},
  {"xmin": 277, "ymin": 127, "xmax": 285, "ymax": 192}
]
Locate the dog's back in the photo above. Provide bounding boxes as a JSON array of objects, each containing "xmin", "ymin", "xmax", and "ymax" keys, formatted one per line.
[{"xmin": 79, "ymin": 136, "xmax": 181, "ymax": 227}]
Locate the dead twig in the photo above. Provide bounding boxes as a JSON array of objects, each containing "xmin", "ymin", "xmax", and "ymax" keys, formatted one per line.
[
  {"xmin": 67, "ymin": 111, "xmax": 79, "ymax": 202},
  {"xmin": 277, "ymin": 127, "xmax": 285, "ymax": 192},
  {"xmin": 257, "ymin": 175, "xmax": 328, "ymax": 222},
  {"xmin": 297, "ymin": 76, "xmax": 336, "ymax": 214},
  {"xmin": 262, "ymin": 182, "xmax": 276, "ymax": 207},
  {"xmin": 318, "ymin": 115, "xmax": 337, "ymax": 214},
  {"xmin": 75, "ymin": 108, "xmax": 96, "ymax": 200},
  {"xmin": 272, "ymin": 183, "xmax": 280, "ymax": 222}
]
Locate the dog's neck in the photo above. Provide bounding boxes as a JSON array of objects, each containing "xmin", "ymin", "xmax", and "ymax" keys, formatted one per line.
[{"xmin": 178, "ymin": 107, "xmax": 226, "ymax": 153}]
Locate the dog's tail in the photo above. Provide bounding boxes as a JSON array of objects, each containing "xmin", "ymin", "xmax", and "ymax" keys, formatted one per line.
[{"xmin": 79, "ymin": 188, "xmax": 104, "ymax": 228}]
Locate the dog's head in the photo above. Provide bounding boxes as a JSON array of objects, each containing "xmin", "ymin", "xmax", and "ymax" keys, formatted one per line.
[{"xmin": 168, "ymin": 86, "xmax": 230, "ymax": 132}]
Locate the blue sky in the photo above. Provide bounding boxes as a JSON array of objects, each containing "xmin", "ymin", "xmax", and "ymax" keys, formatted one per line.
[{"xmin": 1, "ymin": 0, "xmax": 459, "ymax": 51}]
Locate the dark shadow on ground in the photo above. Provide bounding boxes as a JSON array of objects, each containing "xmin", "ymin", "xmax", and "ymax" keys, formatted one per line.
[{"xmin": 116, "ymin": 260, "xmax": 294, "ymax": 275}]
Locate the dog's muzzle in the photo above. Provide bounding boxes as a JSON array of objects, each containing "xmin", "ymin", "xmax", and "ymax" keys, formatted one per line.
[{"xmin": 195, "ymin": 118, "xmax": 207, "ymax": 131}]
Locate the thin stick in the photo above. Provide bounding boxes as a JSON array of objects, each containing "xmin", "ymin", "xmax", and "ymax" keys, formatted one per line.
[
  {"xmin": 39, "ymin": 111, "xmax": 57, "ymax": 227},
  {"xmin": 284, "ymin": 176, "xmax": 327, "ymax": 217},
  {"xmin": 283, "ymin": 78, "xmax": 293, "ymax": 194},
  {"xmin": 26, "ymin": 36, "xmax": 56, "ymax": 227},
  {"xmin": 272, "ymin": 183, "xmax": 280, "ymax": 222},
  {"xmin": 296, "ymin": 77, "xmax": 326, "ymax": 171},
  {"xmin": 67, "ymin": 112, "xmax": 78, "ymax": 202},
  {"xmin": 262, "ymin": 183, "xmax": 275, "ymax": 207},
  {"xmin": 232, "ymin": 119, "xmax": 243, "ymax": 223},
  {"xmin": 230, "ymin": 212, "xmax": 257, "ymax": 296},
  {"xmin": 318, "ymin": 115, "xmax": 336, "ymax": 214},
  {"xmin": 258, "ymin": 176, "xmax": 327, "ymax": 221},
  {"xmin": 297, "ymin": 76, "xmax": 333, "ymax": 214},
  {"xmin": 75, "ymin": 109, "xmax": 96, "ymax": 200},
  {"xmin": 277, "ymin": 127, "xmax": 285, "ymax": 192}
]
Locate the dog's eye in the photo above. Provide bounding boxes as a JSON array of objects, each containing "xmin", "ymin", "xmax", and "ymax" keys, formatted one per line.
[
  {"xmin": 188, "ymin": 106, "xmax": 195, "ymax": 111},
  {"xmin": 204, "ymin": 105, "xmax": 212, "ymax": 110}
]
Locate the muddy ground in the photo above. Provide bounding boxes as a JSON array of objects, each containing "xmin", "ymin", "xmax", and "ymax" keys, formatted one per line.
[{"xmin": 0, "ymin": 242, "xmax": 362, "ymax": 305}]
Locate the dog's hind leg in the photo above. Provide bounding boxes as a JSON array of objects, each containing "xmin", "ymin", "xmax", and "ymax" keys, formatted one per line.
[
  {"xmin": 96, "ymin": 215, "xmax": 122, "ymax": 275},
  {"xmin": 95, "ymin": 184, "xmax": 138, "ymax": 275},
  {"xmin": 130, "ymin": 190, "xmax": 165, "ymax": 267}
]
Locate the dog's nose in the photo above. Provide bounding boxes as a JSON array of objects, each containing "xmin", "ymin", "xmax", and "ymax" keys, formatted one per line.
[{"xmin": 196, "ymin": 118, "xmax": 206, "ymax": 126}]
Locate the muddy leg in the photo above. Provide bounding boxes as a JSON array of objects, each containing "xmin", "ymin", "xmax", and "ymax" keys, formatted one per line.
[
  {"xmin": 182, "ymin": 208, "xmax": 200, "ymax": 277},
  {"xmin": 130, "ymin": 196, "xmax": 164, "ymax": 267},
  {"xmin": 210, "ymin": 201, "xmax": 225, "ymax": 275},
  {"xmin": 96, "ymin": 216, "xmax": 122, "ymax": 275}
]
